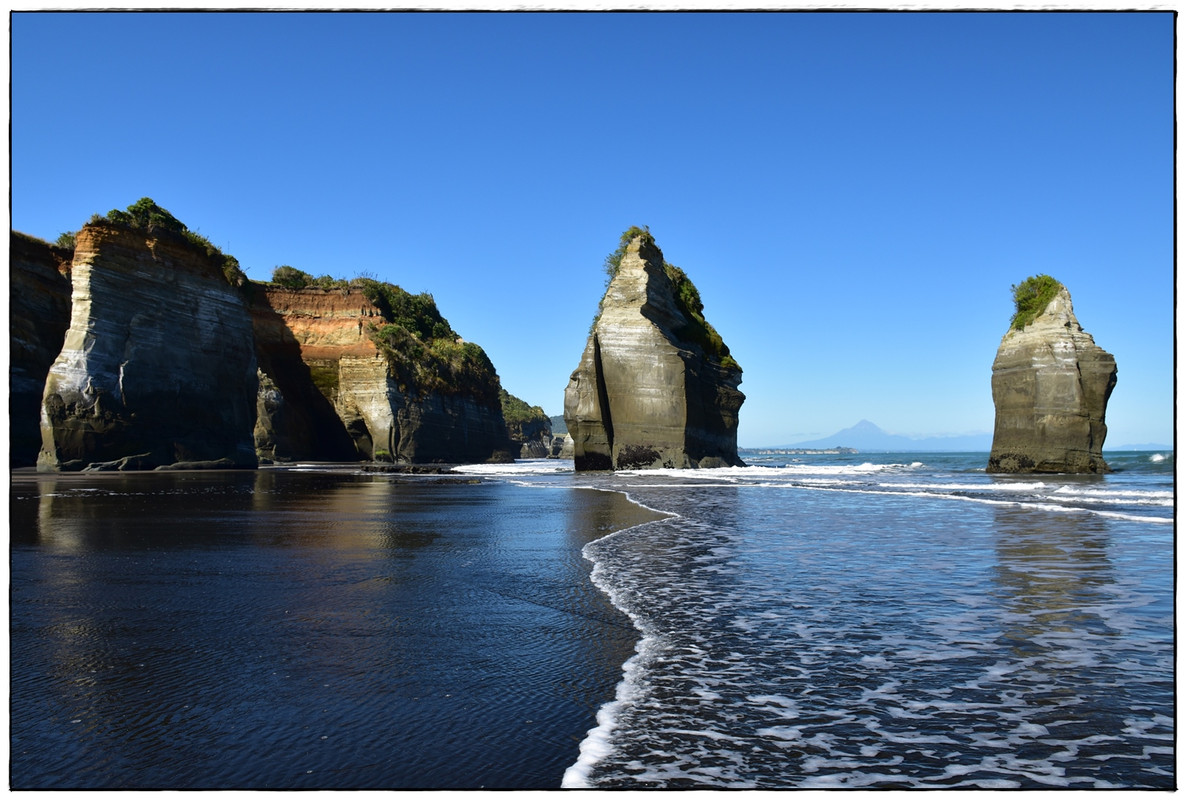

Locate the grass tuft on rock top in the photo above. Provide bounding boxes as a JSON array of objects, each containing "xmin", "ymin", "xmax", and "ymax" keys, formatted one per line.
[
  {"xmin": 1010, "ymin": 274, "xmax": 1063, "ymax": 330},
  {"xmin": 603, "ymin": 225, "xmax": 654, "ymax": 284},
  {"xmin": 270, "ymin": 265, "xmax": 352, "ymax": 291}
]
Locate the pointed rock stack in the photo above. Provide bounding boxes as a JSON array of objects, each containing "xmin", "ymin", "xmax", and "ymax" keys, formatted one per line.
[
  {"xmin": 988, "ymin": 280, "xmax": 1117, "ymax": 474},
  {"xmin": 564, "ymin": 231, "xmax": 744, "ymax": 471}
]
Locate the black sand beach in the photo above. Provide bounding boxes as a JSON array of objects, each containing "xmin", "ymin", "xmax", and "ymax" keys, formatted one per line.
[{"xmin": 10, "ymin": 467, "xmax": 664, "ymax": 789}]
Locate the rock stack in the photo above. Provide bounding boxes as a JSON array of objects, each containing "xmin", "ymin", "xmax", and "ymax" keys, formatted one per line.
[
  {"xmin": 38, "ymin": 220, "xmax": 260, "ymax": 471},
  {"xmin": 988, "ymin": 282, "xmax": 1117, "ymax": 474},
  {"xmin": 564, "ymin": 231, "xmax": 744, "ymax": 470}
]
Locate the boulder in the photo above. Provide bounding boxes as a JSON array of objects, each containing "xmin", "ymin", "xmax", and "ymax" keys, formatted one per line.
[
  {"xmin": 564, "ymin": 232, "xmax": 744, "ymax": 470},
  {"xmin": 988, "ymin": 283, "xmax": 1117, "ymax": 474}
]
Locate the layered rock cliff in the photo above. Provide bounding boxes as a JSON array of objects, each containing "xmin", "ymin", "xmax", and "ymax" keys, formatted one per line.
[
  {"xmin": 252, "ymin": 280, "xmax": 514, "ymax": 464},
  {"xmin": 11, "ymin": 232, "xmax": 73, "ymax": 466},
  {"xmin": 988, "ymin": 280, "xmax": 1117, "ymax": 474},
  {"xmin": 564, "ymin": 231, "xmax": 744, "ymax": 470},
  {"xmin": 38, "ymin": 220, "xmax": 259, "ymax": 471},
  {"xmin": 251, "ymin": 286, "xmax": 376, "ymax": 461}
]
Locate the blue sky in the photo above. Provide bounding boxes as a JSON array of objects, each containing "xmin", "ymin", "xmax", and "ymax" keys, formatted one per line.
[{"xmin": 11, "ymin": 11, "xmax": 1174, "ymax": 448}]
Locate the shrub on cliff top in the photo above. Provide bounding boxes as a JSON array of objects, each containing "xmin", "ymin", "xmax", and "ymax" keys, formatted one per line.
[
  {"xmin": 107, "ymin": 197, "xmax": 188, "ymax": 235},
  {"xmin": 100, "ymin": 197, "xmax": 248, "ymax": 290},
  {"xmin": 352, "ymin": 277, "xmax": 498, "ymax": 402},
  {"xmin": 1010, "ymin": 274, "xmax": 1062, "ymax": 331},
  {"xmin": 500, "ymin": 388, "xmax": 548, "ymax": 425},
  {"xmin": 272, "ymin": 265, "xmax": 312, "ymax": 289},
  {"xmin": 269, "ymin": 266, "xmax": 351, "ymax": 291},
  {"xmin": 354, "ymin": 278, "xmax": 455, "ymax": 341},
  {"xmin": 370, "ymin": 320, "xmax": 499, "ymax": 404}
]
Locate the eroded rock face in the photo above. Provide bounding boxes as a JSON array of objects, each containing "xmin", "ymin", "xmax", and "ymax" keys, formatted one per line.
[
  {"xmin": 988, "ymin": 285, "xmax": 1117, "ymax": 474},
  {"xmin": 253, "ymin": 286, "xmax": 513, "ymax": 464},
  {"xmin": 564, "ymin": 235, "xmax": 744, "ymax": 470},
  {"xmin": 506, "ymin": 415, "xmax": 553, "ymax": 458},
  {"xmin": 549, "ymin": 433, "xmax": 574, "ymax": 459},
  {"xmin": 250, "ymin": 287, "xmax": 374, "ymax": 461},
  {"xmin": 38, "ymin": 222, "xmax": 259, "ymax": 471},
  {"xmin": 11, "ymin": 232, "xmax": 73, "ymax": 466}
]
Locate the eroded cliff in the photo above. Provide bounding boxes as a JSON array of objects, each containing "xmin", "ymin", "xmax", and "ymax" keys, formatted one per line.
[
  {"xmin": 251, "ymin": 286, "xmax": 377, "ymax": 461},
  {"xmin": 564, "ymin": 230, "xmax": 744, "ymax": 470},
  {"xmin": 253, "ymin": 277, "xmax": 514, "ymax": 464},
  {"xmin": 501, "ymin": 388, "xmax": 553, "ymax": 458},
  {"xmin": 11, "ymin": 232, "xmax": 73, "ymax": 466},
  {"xmin": 38, "ymin": 220, "xmax": 259, "ymax": 471},
  {"xmin": 988, "ymin": 279, "xmax": 1117, "ymax": 474}
]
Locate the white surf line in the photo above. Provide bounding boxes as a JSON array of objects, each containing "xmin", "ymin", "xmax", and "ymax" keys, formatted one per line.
[
  {"xmin": 444, "ymin": 468, "xmax": 683, "ymax": 788},
  {"xmin": 735, "ymin": 481, "xmax": 1173, "ymax": 524}
]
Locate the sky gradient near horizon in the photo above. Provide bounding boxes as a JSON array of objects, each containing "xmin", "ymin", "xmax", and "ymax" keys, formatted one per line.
[{"xmin": 10, "ymin": 11, "xmax": 1174, "ymax": 448}]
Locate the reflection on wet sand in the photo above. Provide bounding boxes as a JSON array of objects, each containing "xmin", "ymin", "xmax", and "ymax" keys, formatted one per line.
[{"xmin": 10, "ymin": 467, "xmax": 675, "ymax": 789}]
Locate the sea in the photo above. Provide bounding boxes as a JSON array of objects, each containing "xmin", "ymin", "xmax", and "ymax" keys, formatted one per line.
[{"xmin": 9, "ymin": 449, "xmax": 1175, "ymax": 789}]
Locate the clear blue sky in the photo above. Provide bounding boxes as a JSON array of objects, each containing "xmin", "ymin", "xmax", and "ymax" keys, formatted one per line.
[{"xmin": 11, "ymin": 11, "xmax": 1174, "ymax": 448}]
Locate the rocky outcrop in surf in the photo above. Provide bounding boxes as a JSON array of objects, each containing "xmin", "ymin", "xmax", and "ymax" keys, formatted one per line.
[
  {"xmin": 988, "ymin": 276, "xmax": 1117, "ymax": 474},
  {"xmin": 564, "ymin": 228, "xmax": 744, "ymax": 470}
]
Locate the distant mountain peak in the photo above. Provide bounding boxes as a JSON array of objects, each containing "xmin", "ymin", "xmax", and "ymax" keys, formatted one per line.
[{"xmin": 784, "ymin": 420, "xmax": 992, "ymax": 453}]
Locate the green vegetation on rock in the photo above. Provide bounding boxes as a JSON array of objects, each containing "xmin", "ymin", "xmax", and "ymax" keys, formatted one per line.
[
  {"xmin": 500, "ymin": 388, "xmax": 548, "ymax": 425},
  {"xmin": 371, "ymin": 324, "xmax": 497, "ymax": 403},
  {"xmin": 663, "ymin": 262, "xmax": 739, "ymax": 371},
  {"xmin": 269, "ymin": 265, "xmax": 350, "ymax": 291},
  {"xmin": 1010, "ymin": 274, "xmax": 1062, "ymax": 331},
  {"xmin": 100, "ymin": 198, "xmax": 248, "ymax": 290},
  {"xmin": 354, "ymin": 279, "xmax": 455, "ymax": 342}
]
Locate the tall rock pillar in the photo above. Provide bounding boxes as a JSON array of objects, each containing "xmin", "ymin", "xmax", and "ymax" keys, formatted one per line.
[
  {"xmin": 988, "ymin": 283, "xmax": 1117, "ymax": 474},
  {"xmin": 38, "ymin": 221, "xmax": 259, "ymax": 471},
  {"xmin": 564, "ymin": 232, "xmax": 744, "ymax": 470}
]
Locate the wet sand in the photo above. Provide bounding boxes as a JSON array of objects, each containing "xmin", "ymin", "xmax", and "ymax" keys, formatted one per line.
[{"xmin": 10, "ymin": 467, "xmax": 665, "ymax": 789}]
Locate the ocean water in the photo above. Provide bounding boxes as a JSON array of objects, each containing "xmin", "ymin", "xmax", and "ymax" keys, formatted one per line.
[
  {"xmin": 10, "ymin": 450, "xmax": 1174, "ymax": 788},
  {"xmin": 456, "ymin": 450, "xmax": 1175, "ymax": 789}
]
